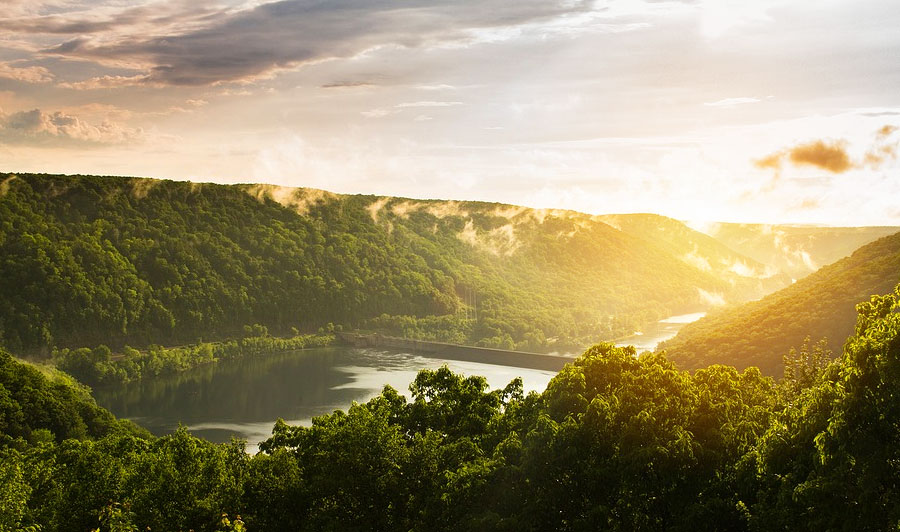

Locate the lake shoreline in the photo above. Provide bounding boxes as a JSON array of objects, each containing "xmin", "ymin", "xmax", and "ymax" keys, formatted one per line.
[{"xmin": 93, "ymin": 346, "xmax": 560, "ymax": 453}]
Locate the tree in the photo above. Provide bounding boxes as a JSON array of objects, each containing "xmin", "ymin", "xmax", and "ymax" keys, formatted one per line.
[
  {"xmin": 781, "ymin": 336, "xmax": 831, "ymax": 397},
  {"xmin": 752, "ymin": 284, "xmax": 900, "ymax": 530}
]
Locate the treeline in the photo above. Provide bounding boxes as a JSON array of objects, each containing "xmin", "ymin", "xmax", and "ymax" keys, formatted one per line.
[
  {"xmin": 362, "ymin": 310, "xmax": 660, "ymax": 352},
  {"xmin": 661, "ymin": 230, "xmax": 900, "ymax": 375},
  {"xmin": 52, "ymin": 328, "xmax": 334, "ymax": 387},
  {"xmin": 1, "ymin": 173, "xmax": 763, "ymax": 357},
  {"xmin": 3, "ymin": 285, "xmax": 900, "ymax": 531}
]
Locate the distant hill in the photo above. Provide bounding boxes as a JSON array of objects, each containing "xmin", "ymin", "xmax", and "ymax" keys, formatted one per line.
[
  {"xmin": 694, "ymin": 222, "xmax": 899, "ymax": 280},
  {"xmin": 0, "ymin": 173, "xmax": 778, "ymax": 355},
  {"xmin": 660, "ymin": 230, "xmax": 900, "ymax": 375},
  {"xmin": 597, "ymin": 214, "xmax": 791, "ymax": 299}
]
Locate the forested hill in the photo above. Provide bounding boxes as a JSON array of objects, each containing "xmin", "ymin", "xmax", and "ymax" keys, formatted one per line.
[
  {"xmin": 660, "ymin": 230, "xmax": 900, "ymax": 375},
  {"xmin": 0, "ymin": 172, "xmax": 780, "ymax": 355},
  {"xmin": 697, "ymin": 222, "xmax": 899, "ymax": 280}
]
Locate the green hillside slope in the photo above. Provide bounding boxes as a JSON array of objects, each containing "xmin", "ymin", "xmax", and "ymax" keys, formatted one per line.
[
  {"xmin": 0, "ymin": 348, "xmax": 145, "ymax": 446},
  {"xmin": 660, "ymin": 230, "xmax": 900, "ymax": 375},
  {"xmin": 0, "ymin": 172, "xmax": 768, "ymax": 356}
]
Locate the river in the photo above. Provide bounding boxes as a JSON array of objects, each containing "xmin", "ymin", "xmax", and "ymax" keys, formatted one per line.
[
  {"xmin": 613, "ymin": 312, "xmax": 707, "ymax": 351},
  {"xmin": 93, "ymin": 346, "xmax": 558, "ymax": 453}
]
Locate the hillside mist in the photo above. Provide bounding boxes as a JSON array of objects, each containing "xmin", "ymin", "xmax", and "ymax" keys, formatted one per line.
[{"xmin": 696, "ymin": 222, "xmax": 898, "ymax": 280}]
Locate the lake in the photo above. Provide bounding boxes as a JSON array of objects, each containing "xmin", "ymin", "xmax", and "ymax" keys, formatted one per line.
[
  {"xmin": 93, "ymin": 346, "xmax": 559, "ymax": 453},
  {"xmin": 94, "ymin": 311, "xmax": 704, "ymax": 452}
]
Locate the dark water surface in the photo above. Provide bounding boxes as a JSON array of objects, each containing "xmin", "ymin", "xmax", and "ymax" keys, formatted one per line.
[{"xmin": 93, "ymin": 347, "xmax": 557, "ymax": 452}]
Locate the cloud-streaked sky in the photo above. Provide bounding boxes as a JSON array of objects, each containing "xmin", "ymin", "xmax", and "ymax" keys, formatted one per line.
[{"xmin": 1, "ymin": 0, "xmax": 899, "ymax": 224}]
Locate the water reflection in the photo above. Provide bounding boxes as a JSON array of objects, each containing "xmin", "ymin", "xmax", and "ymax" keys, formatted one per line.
[
  {"xmin": 614, "ymin": 312, "xmax": 706, "ymax": 351},
  {"xmin": 94, "ymin": 347, "xmax": 557, "ymax": 453}
]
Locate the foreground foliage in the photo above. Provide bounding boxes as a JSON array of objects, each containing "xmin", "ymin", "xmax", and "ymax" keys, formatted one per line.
[
  {"xmin": 0, "ymin": 349, "xmax": 145, "ymax": 448},
  {"xmin": 2, "ymin": 285, "xmax": 900, "ymax": 531}
]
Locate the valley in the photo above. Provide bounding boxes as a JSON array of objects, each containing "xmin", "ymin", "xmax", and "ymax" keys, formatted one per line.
[
  {"xmin": 3, "ymin": 2, "xmax": 899, "ymax": 528},
  {"xmin": 2, "ymin": 173, "xmax": 899, "ymax": 532}
]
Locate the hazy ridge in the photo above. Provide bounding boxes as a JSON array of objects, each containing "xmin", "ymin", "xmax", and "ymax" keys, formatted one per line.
[{"xmin": 661, "ymin": 230, "xmax": 900, "ymax": 375}]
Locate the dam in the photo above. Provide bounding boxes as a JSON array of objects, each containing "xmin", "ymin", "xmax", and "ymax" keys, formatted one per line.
[{"xmin": 337, "ymin": 332, "xmax": 574, "ymax": 372}]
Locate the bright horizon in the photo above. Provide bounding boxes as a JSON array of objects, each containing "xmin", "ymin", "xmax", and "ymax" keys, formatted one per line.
[{"xmin": 1, "ymin": 0, "xmax": 899, "ymax": 225}]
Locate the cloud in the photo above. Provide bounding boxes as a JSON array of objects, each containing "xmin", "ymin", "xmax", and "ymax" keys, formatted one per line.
[
  {"xmin": 861, "ymin": 111, "xmax": 900, "ymax": 117},
  {"xmin": 415, "ymin": 84, "xmax": 458, "ymax": 91},
  {"xmin": 682, "ymin": 249, "xmax": 712, "ymax": 272},
  {"xmin": 41, "ymin": 37, "xmax": 90, "ymax": 53},
  {"xmin": 0, "ymin": 62, "xmax": 54, "ymax": 83},
  {"xmin": 753, "ymin": 151, "xmax": 783, "ymax": 171},
  {"xmin": 787, "ymin": 140, "xmax": 852, "ymax": 173},
  {"xmin": 0, "ymin": 0, "xmax": 70, "ymax": 18},
  {"xmin": 703, "ymin": 97, "xmax": 760, "ymax": 107},
  {"xmin": 755, "ymin": 140, "xmax": 852, "ymax": 174},
  {"xmin": 33, "ymin": 0, "xmax": 594, "ymax": 86},
  {"xmin": 5, "ymin": 2, "xmax": 228, "ymax": 36},
  {"xmin": 361, "ymin": 100, "xmax": 463, "ymax": 118},
  {"xmin": 394, "ymin": 101, "xmax": 463, "ymax": 108},
  {"xmin": 698, "ymin": 0, "xmax": 777, "ymax": 40},
  {"xmin": 865, "ymin": 125, "xmax": 898, "ymax": 166},
  {"xmin": 754, "ymin": 126, "xmax": 899, "ymax": 180},
  {"xmin": 0, "ymin": 107, "xmax": 143, "ymax": 145},
  {"xmin": 457, "ymin": 219, "xmax": 521, "ymax": 256},
  {"xmin": 57, "ymin": 74, "xmax": 151, "ymax": 90},
  {"xmin": 243, "ymin": 183, "xmax": 337, "ymax": 216},
  {"xmin": 161, "ymin": 98, "xmax": 210, "ymax": 115},
  {"xmin": 321, "ymin": 81, "xmax": 376, "ymax": 89},
  {"xmin": 361, "ymin": 108, "xmax": 391, "ymax": 118},
  {"xmin": 877, "ymin": 124, "xmax": 898, "ymax": 138},
  {"xmin": 696, "ymin": 288, "xmax": 726, "ymax": 306}
]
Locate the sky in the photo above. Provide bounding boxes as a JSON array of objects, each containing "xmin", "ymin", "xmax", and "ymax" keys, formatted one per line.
[{"xmin": 1, "ymin": 0, "xmax": 899, "ymax": 225}]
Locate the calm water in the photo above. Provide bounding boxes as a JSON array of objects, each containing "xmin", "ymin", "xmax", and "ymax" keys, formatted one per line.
[
  {"xmin": 614, "ymin": 312, "xmax": 706, "ymax": 351},
  {"xmin": 94, "ymin": 347, "xmax": 558, "ymax": 453}
]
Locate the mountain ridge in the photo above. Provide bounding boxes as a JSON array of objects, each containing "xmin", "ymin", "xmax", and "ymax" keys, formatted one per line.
[{"xmin": 0, "ymin": 172, "xmax": 788, "ymax": 356}]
